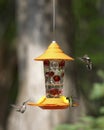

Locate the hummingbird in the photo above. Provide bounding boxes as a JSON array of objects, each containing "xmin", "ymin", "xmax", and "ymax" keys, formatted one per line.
[
  {"xmin": 66, "ymin": 96, "xmax": 79, "ymax": 107},
  {"xmin": 11, "ymin": 99, "xmax": 30, "ymax": 113},
  {"xmin": 78, "ymin": 54, "xmax": 92, "ymax": 70}
]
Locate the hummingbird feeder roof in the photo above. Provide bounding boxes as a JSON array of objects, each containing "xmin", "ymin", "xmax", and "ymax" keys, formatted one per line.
[{"xmin": 35, "ymin": 41, "xmax": 74, "ymax": 61}]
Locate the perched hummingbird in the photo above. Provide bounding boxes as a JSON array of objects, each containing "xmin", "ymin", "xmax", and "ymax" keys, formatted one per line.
[
  {"xmin": 11, "ymin": 99, "xmax": 30, "ymax": 113},
  {"xmin": 78, "ymin": 54, "xmax": 92, "ymax": 70},
  {"xmin": 66, "ymin": 96, "xmax": 79, "ymax": 107}
]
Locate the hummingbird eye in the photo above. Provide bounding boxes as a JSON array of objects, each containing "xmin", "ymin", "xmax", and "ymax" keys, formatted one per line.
[{"xmin": 66, "ymin": 97, "xmax": 69, "ymax": 100}]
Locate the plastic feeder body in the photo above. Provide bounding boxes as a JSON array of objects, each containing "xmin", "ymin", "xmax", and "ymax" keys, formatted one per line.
[
  {"xmin": 44, "ymin": 60, "xmax": 65, "ymax": 98},
  {"xmin": 35, "ymin": 41, "xmax": 74, "ymax": 98}
]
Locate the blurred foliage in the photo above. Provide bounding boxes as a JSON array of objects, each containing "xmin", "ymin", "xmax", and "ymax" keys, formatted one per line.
[
  {"xmin": 55, "ymin": 116, "xmax": 104, "ymax": 130},
  {"xmin": 0, "ymin": 0, "xmax": 18, "ymax": 127},
  {"xmin": 73, "ymin": 0, "xmax": 104, "ymax": 60},
  {"xmin": 90, "ymin": 82, "xmax": 104, "ymax": 100},
  {"xmin": 0, "ymin": 0, "xmax": 17, "ymax": 100},
  {"xmin": 55, "ymin": 70, "xmax": 104, "ymax": 130},
  {"xmin": 55, "ymin": 0, "xmax": 104, "ymax": 129},
  {"xmin": 90, "ymin": 70, "xmax": 104, "ymax": 115},
  {"xmin": 72, "ymin": 0, "xmax": 104, "ymax": 112},
  {"xmin": 0, "ymin": 0, "xmax": 16, "ymax": 46}
]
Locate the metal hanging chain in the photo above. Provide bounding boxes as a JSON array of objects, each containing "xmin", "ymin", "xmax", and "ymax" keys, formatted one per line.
[{"xmin": 52, "ymin": 0, "xmax": 56, "ymax": 41}]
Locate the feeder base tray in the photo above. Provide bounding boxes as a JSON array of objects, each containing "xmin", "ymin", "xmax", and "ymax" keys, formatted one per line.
[{"xmin": 28, "ymin": 96, "xmax": 69, "ymax": 110}]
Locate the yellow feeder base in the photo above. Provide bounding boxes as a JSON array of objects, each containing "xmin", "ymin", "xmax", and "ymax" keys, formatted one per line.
[{"xmin": 28, "ymin": 96, "xmax": 70, "ymax": 110}]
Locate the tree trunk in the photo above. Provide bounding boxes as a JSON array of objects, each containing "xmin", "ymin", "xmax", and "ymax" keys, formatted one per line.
[{"xmin": 7, "ymin": 0, "xmax": 84, "ymax": 130}]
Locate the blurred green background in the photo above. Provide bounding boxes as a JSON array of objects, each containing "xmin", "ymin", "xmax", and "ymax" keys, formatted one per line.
[
  {"xmin": 0, "ymin": 0, "xmax": 104, "ymax": 130},
  {"xmin": 56, "ymin": 0, "xmax": 104, "ymax": 129}
]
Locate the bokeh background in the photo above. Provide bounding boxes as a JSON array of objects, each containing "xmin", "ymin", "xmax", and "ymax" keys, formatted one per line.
[{"xmin": 0, "ymin": 0, "xmax": 104, "ymax": 130}]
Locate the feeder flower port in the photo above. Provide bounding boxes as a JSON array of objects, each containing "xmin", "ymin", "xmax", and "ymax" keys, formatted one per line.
[{"xmin": 28, "ymin": 41, "xmax": 79, "ymax": 109}]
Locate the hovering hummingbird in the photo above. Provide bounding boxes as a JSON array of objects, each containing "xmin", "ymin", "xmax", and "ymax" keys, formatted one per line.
[
  {"xmin": 11, "ymin": 99, "xmax": 30, "ymax": 113},
  {"xmin": 66, "ymin": 96, "xmax": 79, "ymax": 107},
  {"xmin": 78, "ymin": 54, "xmax": 92, "ymax": 70}
]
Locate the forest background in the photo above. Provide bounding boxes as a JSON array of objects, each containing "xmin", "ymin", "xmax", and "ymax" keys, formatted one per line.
[{"xmin": 0, "ymin": 0, "xmax": 104, "ymax": 130}]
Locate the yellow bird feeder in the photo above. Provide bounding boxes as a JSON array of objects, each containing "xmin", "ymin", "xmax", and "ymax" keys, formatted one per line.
[{"xmin": 28, "ymin": 41, "xmax": 76, "ymax": 109}]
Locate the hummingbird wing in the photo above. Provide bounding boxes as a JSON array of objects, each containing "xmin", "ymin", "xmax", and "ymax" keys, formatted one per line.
[
  {"xmin": 66, "ymin": 96, "xmax": 79, "ymax": 107},
  {"xmin": 72, "ymin": 102, "xmax": 79, "ymax": 107},
  {"xmin": 11, "ymin": 104, "xmax": 22, "ymax": 111},
  {"xmin": 11, "ymin": 104, "xmax": 20, "ymax": 109},
  {"xmin": 78, "ymin": 54, "xmax": 90, "ymax": 61},
  {"xmin": 86, "ymin": 62, "xmax": 92, "ymax": 70},
  {"xmin": 83, "ymin": 54, "xmax": 89, "ymax": 58},
  {"xmin": 77, "ymin": 56, "xmax": 87, "ymax": 63},
  {"xmin": 77, "ymin": 57, "xmax": 84, "ymax": 62},
  {"xmin": 22, "ymin": 99, "xmax": 31, "ymax": 105}
]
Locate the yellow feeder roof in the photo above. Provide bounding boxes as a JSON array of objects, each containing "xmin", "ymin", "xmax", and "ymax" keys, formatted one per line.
[{"xmin": 35, "ymin": 41, "xmax": 74, "ymax": 61}]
